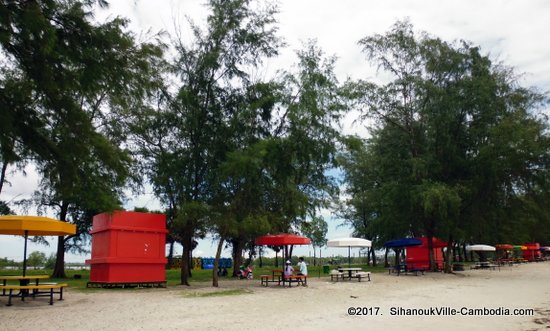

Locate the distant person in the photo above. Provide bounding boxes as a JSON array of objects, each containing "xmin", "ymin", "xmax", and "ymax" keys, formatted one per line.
[
  {"xmin": 297, "ymin": 257, "xmax": 308, "ymax": 276},
  {"xmin": 284, "ymin": 260, "xmax": 294, "ymax": 277}
]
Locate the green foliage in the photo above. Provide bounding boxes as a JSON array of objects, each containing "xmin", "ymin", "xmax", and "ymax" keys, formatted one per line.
[
  {"xmin": 341, "ymin": 20, "xmax": 550, "ymax": 253},
  {"xmin": 44, "ymin": 253, "xmax": 56, "ymax": 270},
  {"xmin": 0, "ymin": 200, "xmax": 12, "ymax": 215},
  {"xmin": 27, "ymin": 251, "xmax": 46, "ymax": 269},
  {"xmin": 301, "ymin": 216, "xmax": 328, "ymax": 247},
  {"xmin": 0, "ymin": 0, "xmax": 165, "ymax": 277},
  {"xmin": 130, "ymin": 0, "xmax": 283, "ymax": 285}
]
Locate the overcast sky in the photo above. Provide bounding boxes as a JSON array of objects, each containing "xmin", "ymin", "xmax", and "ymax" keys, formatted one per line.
[{"xmin": 2, "ymin": 0, "xmax": 549, "ymax": 263}]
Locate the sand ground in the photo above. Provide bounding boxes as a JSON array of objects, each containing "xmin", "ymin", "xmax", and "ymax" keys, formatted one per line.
[{"xmin": 0, "ymin": 262, "xmax": 549, "ymax": 331}]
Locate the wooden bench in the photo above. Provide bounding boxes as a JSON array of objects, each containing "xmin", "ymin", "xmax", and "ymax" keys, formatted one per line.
[
  {"xmin": 330, "ymin": 271, "xmax": 344, "ymax": 282},
  {"xmin": 0, "ymin": 283, "xmax": 68, "ymax": 306},
  {"xmin": 353, "ymin": 271, "xmax": 371, "ymax": 282},
  {"xmin": 284, "ymin": 275, "xmax": 307, "ymax": 287},
  {"xmin": 260, "ymin": 275, "xmax": 281, "ymax": 287}
]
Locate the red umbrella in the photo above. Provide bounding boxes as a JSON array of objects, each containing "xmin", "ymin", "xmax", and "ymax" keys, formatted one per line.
[
  {"xmin": 255, "ymin": 233, "xmax": 311, "ymax": 246},
  {"xmin": 255, "ymin": 233, "xmax": 311, "ymax": 266}
]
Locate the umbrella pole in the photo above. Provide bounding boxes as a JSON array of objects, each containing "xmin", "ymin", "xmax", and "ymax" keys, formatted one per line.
[
  {"xmin": 23, "ymin": 230, "xmax": 28, "ymax": 276},
  {"xmin": 348, "ymin": 246, "xmax": 351, "ymax": 267}
]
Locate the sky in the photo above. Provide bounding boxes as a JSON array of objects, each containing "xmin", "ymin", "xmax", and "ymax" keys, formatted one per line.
[{"xmin": 2, "ymin": 0, "xmax": 550, "ymax": 263}]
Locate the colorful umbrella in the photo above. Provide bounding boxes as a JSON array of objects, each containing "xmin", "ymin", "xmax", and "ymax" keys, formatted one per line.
[
  {"xmin": 255, "ymin": 233, "xmax": 311, "ymax": 265},
  {"xmin": 255, "ymin": 233, "xmax": 311, "ymax": 246},
  {"xmin": 327, "ymin": 237, "xmax": 372, "ymax": 266},
  {"xmin": 0, "ymin": 216, "xmax": 76, "ymax": 276},
  {"xmin": 495, "ymin": 244, "xmax": 514, "ymax": 250}
]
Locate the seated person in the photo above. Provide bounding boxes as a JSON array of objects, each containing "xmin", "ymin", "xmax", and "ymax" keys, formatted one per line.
[{"xmin": 284, "ymin": 260, "xmax": 294, "ymax": 277}]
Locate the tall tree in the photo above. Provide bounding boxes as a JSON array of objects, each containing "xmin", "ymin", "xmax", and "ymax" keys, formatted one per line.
[
  {"xmin": 0, "ymin": 0, "xmax": 165, "ymax": 277},
  {"xmin": 343, "ymin": 20, "xmax": 549, "ymax": 272},
  {"xmin": 218, "ymin": 41, "xmax": 344, "ymax": 275},
  {"xmin": 131, "ymin": 0, "xmax": 282, "ymax": 285}
]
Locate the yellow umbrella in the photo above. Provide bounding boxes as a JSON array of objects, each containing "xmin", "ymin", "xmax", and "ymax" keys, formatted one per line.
[{"xmin": 0, "ymin": 216, "xmax": 76, "ymax": 276}]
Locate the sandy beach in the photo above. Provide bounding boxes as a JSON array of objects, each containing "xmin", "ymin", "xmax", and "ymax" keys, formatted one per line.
[{"xmin": 1, "ymin": 262, "xmax": 549, "ymax": 331}]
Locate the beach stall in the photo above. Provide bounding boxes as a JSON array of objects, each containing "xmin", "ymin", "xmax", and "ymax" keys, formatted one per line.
[
  {"xmin": 255, "ymin": 233, "xmax": 311, "ymax": 286},
  {"xmin": 512, "ymin": 245, "xmax": 527, "ymax": 263},
  {"xmin": 523, "ymin": 243, "xmax": 541, "ymax": 262},
  {"xmin": 405, "ymin": 237, "xmax": 447, "ymax": 271},
  {"xmin": 466, "ymin": 244, "xmax": 498, "ymax": 269},
  {"xmin": 384, "ymin": 238, "xmax": 422, "ymax": 275},
  {"xmin": 495, "ymin": 244, "xmax": 514, "ymax": 264},
  {"xmin": 541, "ymin": 247, "xmax": 550, "ymax": 260},
  {"xmin": 86, "ymin": 211, "xmax": 167, "ymax": 287}
]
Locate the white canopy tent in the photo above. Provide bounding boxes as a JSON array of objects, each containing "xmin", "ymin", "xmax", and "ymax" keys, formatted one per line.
[
  {"xmin": 466, "ymin": 244, "xmax": 496, "ymax": 252},
  {"xmin": 466, "ymin": 244, "xmax": 496, "ymax": 262},
  {"xmin": 327, "ymin": 237, "xmax": 372, "ymax": 266}
]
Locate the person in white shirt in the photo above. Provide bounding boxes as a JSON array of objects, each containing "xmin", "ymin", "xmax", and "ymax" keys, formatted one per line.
[{"xmin": 297, "ymin": 257, "xmax": 308, "ymax": 276}]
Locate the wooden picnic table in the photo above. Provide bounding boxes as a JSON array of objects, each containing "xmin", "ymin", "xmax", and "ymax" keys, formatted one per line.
[
  {"xmin": 336, "ymin": 267, "xmax": 371, "ymax": 282},
  {"xmin": 338, "ymin": 267, "xmax": 361, "ymax": 279}
]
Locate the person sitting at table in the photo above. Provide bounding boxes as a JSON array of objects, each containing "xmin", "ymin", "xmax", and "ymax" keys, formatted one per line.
[
  {"xmin": 284, "ymin": 260, "xmax": 294, "ymax": 277},
  {"xmin": 297, "ymin": 257, "xmax": 308, "ymax": 276}
]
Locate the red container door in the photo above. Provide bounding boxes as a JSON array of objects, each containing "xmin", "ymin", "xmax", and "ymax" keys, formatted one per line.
[{"xmin": 86, "ymin": 211, "xmax": 168, "ymax": 283}]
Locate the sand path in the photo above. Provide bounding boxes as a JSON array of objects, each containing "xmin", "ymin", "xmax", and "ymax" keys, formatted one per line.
[{"xmin": 1, "ymin": 262, "xmax": 549, "ymax": 331}]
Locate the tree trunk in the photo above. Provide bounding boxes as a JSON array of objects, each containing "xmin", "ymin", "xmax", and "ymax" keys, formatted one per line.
[
  {"xmin": 444, "ymin": 234, "xmax": 453, "ymax": 273},
  {"xmin": 232, "ymin": 239, "xmax": 244, "ymax": 277},
  {"xmin": 288, "ymin": 245, "xmax": 294, "ymax": 261},
  {"xmin": 166, "ymin": 240, "xmax": 174, "ymax": 269},
  {"xmin": 384, "ymin": 248, "xmax": 389, "ymax": 267},
  {"xmin": 52, "ymin": 202, "xmax": 69, "ymax": 278},
  {"xmin": 371, "ymin": 246, "xmax": 377, "ymax": 267},
  {"xmin": 313, "ymin": 246, "xmax": 316, "ymax": 266},
  {"xmin": 0, "ymin": 161, "xmax": 8, "ymax": 195},
  {"xmin": 180, "ymin": 232, "xmax": 192, "ymax": 286},
  {"xmin": 212, "ymin": 237, "xmax": 224, "ymax": 287},
  {"xmin": 427, "ymin": 234, "xmax": 436, "ymax": 271},
  {"xmin": 52, "ymin": 236, "xmax": 67, "ymax": 278}
]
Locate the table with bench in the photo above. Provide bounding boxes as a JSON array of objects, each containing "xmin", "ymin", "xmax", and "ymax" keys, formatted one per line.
[
  {"xmin": 260, "ymin": 270, "xmax": 307, "ymax": 287},
  {"xmin": 332, "ymin": 268, "xmax": 371, "ymax": 282},
  {"xmin": 283, "ymin": 275, "xmax": 307, "ymax": 287},
  {"xmin": 0, "ymin": 275, "xmax": 68, "ymax": 306}
]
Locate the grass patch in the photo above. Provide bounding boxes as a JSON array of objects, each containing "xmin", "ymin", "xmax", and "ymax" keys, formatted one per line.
[
  {"xmin": 181, "ymin": 288, "xmax": 252, "ymax": 298},
  {"xmin": 1, "ymin": 263, "xmax": 389, "ymax": 291}
]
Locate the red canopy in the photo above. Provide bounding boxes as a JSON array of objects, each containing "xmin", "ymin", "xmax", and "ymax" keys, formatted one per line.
[
  {"xmin": 255, "ymin": 233, "xmax": 311, "ymax": 246},
  {"xmin": 429, "ymin": 237, "xmax": 448, "ymax": 248},
  {"xmin": 495, "ymin": 244, "xmax": 514, "ymax": 250}
]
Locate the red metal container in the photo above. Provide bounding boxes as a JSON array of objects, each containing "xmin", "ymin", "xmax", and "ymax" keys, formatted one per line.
[
  {"xmin": 406, "ymin": 237, "xmax": 446, "ymax": 270},
  {"xmin": 523, "ymin": 243, "xmax": 541, "ymax": 262},
  {"xmin": 86, "ymin": 211, "xmax": 167, "ymax": 284}
]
